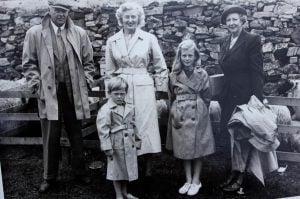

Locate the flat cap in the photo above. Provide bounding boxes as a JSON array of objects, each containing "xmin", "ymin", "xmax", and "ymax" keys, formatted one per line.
[
  {"xmin": 48, "ymin": 0, "xmax": 72, "ymax": 11},
  {"xmin": 221, "ymin": 5, "xmax": 247, "ymax": 25}
]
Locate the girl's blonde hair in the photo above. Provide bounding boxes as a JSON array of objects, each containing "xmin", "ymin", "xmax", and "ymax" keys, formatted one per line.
[
  {"xmin": 115, "ymin": 2, "xmax": 145, "ymax": 28},
  {"xmin": 171, "ymin": 39, "xmax": 201, "ymax": 74}
]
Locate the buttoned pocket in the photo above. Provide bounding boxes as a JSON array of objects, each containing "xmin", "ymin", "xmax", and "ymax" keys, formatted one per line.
[{"xmin": 110, "ymin": 132, "xmax": 124, "ymax": 149}]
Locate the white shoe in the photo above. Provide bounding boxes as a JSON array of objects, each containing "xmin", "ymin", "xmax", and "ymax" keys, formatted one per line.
[
  {"xmin": 187, "ymin": 182, "xmax": 202, "ymax": 196},
  {"xmin": 178, "ymin": 182, "xmax": 191, "ymax": 194}
]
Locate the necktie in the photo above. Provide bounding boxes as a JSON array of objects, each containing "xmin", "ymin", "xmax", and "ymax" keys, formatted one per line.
[
  {"xmin": 56, "ymin": 27, "xmax": 65, "ymax": 62},
  {"xmin": 56, "ymin": 27, "xmax": 66, "ymax": 82}
]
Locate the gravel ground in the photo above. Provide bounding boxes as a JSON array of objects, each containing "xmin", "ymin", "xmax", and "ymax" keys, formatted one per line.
[{"xmin": 1, "ymin": 138, "xmax": 300, "ymax": 199}]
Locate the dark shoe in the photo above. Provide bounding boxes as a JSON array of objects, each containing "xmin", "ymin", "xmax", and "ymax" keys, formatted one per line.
[
  {"xmin": 219, "ymin": 172, "xmax": 237, "ymax": 188},
  {"xmin": 39, "ymin": 180, "xmax": 55, "ymax": 193},
  {"xmin": 222, "ymin": 180, "xmax": 242, "ymax": 192},
  {"xmin": 75, "ymin": 176, "xmax": 91, "ymax": 184},
  {"xmin": 223, "ymin": 172, "xmax": 244, "ymax": 192}
]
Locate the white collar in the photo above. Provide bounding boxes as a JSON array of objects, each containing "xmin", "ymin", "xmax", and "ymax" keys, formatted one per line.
[{"xmin": 50, "ymin": 20, "xmax": 66, "ymax": 34}]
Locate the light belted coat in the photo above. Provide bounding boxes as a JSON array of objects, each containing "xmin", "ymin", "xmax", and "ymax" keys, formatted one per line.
[
  {"xmin": 166, "ymin": 69, "xmax": 215, "ymax": 160},
  {"xmin": 22, "ymin": 14, "xmax": 95, "ymax": 120},
  {"xmin": 228, "ymin": 95, "xmax": 279, "ymax": 185},
  {"xmin": 105, "ymin": 28, "xmax": 168, "ymax": 155},
  {"xmin": 97, "ymin": 99, "xmax": 141, "ymax": 181}
]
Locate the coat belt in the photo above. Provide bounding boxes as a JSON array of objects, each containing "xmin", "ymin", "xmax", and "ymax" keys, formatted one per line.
[
  {"xmin": 176, "ymin": 94, "xmax": 200, "ymax": 101},
  {"xmin": 111, "ymin": 123, "xmax": 134, "ymax": 134},
  {"xmin": 115, "ymin": 67, "xmax": 148, "ymax": 75}
]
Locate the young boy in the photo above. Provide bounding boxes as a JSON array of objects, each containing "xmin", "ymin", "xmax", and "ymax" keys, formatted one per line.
[{"xmin": 97, "ymin": 77, "xmax": 141, "ymax": 199}]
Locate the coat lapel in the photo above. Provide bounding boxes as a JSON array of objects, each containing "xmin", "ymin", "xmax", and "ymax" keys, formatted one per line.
[
  {"xmin": 127, "ymin": 29, "xmax": 142, "ymax": 55},
  {"xmin": 176, "ymin": 71, "xmax": 198, "ymax": 92},
  {"xmin": 41, "ymin": 15, "xmax": 54, "ymax": 66},
  {"xmin": 123, "ymin": 103, "xmax": 133, "ymax": 120},
  {"xmin": 222, "ymin": 30, "xmax": 247, "ymax": 61},
  {"xmin": 114, "ymin": 30, "xmax": 128, "ymax": 57},
  {"xmin": 220, "ymin": 36, "xmax": 230, "ymax": 63},
  {"xmin": 66, "ymin": 18, "xmax": 82, "ymax": 64}
]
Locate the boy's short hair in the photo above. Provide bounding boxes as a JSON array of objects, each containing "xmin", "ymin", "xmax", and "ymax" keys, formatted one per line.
[{"xmin": 107, "ymin": 76, "xmax": 129, "ymax": 94}]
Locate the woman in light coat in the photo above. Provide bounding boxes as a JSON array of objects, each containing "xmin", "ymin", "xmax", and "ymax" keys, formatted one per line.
[
  {"xmin": 166, "ymin": 39, "xmax": 215, "ymax": 196},
  {"xmin": 105, "ymin": 2, "xmax": 168, "ymax": 175}
]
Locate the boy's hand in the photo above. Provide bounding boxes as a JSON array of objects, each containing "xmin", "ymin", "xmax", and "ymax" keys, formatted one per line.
[{"xmin": 104, "ymin": 149, "xmax": 113, "ymax": 159}]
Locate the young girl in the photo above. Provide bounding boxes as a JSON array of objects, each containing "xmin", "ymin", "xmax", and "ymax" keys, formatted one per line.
[
  {"xmin": 166, "ymin": 39, "xmax": 215, "ymax": 196},
  {"xmin": 97, "ymin": 77, "xmax": 141, "ymax": 199}
]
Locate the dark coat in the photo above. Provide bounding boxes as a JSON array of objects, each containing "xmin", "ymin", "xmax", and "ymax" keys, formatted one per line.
[{"xmin": 218, "ymin": 29, "xmax": 264, "ymax": 130}]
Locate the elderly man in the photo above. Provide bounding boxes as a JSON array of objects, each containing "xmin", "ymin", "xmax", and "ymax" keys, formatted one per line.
[{"xmin": 22, "ymin": 0, "xmax": 95, "ymax": 193}]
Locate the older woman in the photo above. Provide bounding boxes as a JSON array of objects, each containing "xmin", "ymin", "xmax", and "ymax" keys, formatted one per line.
[
  {"xmin": 218, "ymin": 5, "xmax": 279, "ymax": 192},
  {"xmin": 105, "ymin": 2, "xmax": 168, "ymax": 175}
]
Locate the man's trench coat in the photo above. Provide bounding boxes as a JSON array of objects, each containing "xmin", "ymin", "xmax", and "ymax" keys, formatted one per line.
[{"xmin": 22, "ymin": 14, "xmax": 95, "ymax": 120}]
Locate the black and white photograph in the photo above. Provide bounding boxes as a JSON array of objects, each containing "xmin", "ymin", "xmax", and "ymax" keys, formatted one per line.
[{"xmin": 0, "ymin": 0, "xmax": 300, "ymax": 198}]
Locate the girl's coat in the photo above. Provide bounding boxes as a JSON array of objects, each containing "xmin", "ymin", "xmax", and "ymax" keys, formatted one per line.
[{"xmin": 167, "ymin": 68, "xmax": 215, "ymax": 159}]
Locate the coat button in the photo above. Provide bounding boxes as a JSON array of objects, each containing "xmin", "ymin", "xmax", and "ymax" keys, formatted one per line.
[
  {"xmin": 192, "ymin": 106, "xmax": 195, "ymax": 109},
  {"xmin": 132, "ymin": 145, "xmax": 135, "ymax": 148},
  {"xmin": 124, "ymin": 133, "xmax": 128, "ymax": 137},
  {"xmin": 192, "ymin": 118, "xmax": 195, "ymax": 121},
  {"xmin": 48, "ymin": 66, "xmax": 51, "ymax": 69},
  {"xmin": 48, "ymin": 86, "xmax": 51, "ymax": 89}
]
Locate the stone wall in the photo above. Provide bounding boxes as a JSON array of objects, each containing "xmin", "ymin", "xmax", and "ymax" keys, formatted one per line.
[{"xmin": 1, "ymin": 0, "xmax": 300, "ymax": 95}]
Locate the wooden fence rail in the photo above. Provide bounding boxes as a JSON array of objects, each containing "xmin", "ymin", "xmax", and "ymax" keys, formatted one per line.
[{"xmin": 1, "ymin": 90, "xmax": 300, "ymax": 162}]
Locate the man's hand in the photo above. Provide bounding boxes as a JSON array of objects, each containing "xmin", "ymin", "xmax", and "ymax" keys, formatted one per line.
[{"xmin": 104, "ymin": 149, "xmax": 113, "ymax": 160}]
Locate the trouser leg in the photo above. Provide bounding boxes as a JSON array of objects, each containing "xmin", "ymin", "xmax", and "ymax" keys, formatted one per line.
[
  {"xmin": 41, "ymin": 119, "xmax": 61, "ymax": 180},
  {"xmin": 60, "ymin": 84, "xmax": 85, "ymax": 176}
]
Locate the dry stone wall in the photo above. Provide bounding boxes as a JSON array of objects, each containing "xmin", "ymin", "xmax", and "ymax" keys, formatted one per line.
[{"xmin": 1, "ymin": 0, "xmax": 300, "ymax": 95}]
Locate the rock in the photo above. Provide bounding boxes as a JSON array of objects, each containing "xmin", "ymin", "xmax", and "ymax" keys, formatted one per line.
[
  {"xmin": 1, "ymin": 37, "xmax": 8, "ymax": 43},
  {"xmin": 144, "ymin": 6, "xmax": 163, "ymax": 16},
  {"xmin": 291, "ymin": 27, "xmax": 300, "ymax": 44},
  {"xmin": 183, "ymin": 6, "xmax": 203, "ymax": 17},
  {"xmin": 275, "ymin": 43, "xmax": 289, "ymax": 50},
  {"xmin": 287, "ymin": 47, "xmax": 299, "ymax": 56},
  {"xmin": 92, "ymin": 40, "xmax": 103, "ymax": 48},
  {"xmin": 263, "ymin": 5, "xmax": 275, "ymax": 12},
  {"xmin": 195, "ymin": 25, "xmax": 208, "ymax": 34},
  {"xmin": 253, "ymin": 12, "xmax": 276, "ymax": 18},
  {"xmin": 210, "ymin": 52, "xmax": 218, "ymax": 60},
  {"xmin": 85, "ymin": 13, "xmax": 94, "ymax": 21},
  {"xmin": 174, "ymin": 19, "xmax": 187, "ymax": 27},
  {"xmin": 5, "ymin": 43, "xmax": 15, "ymax": 51},
  {"xmin": 86, "ymin": 21, "xmax": 96, "ymax": 27},
  {"xmin": 264, "ymin": 62, "xmax": 278, "ymax": 71},
  {"xmin": 275, "ymin": 3, "xmax": 297, "ymax": 15},
  {"xmin": 262, "ymin": 42, "xmax": 274, "ymax": 53},
  {"xmin": 280, "ymin": 28, "xmax": 293, "ymax": 36},
  {"xmin": 205, "ymin": 43, "xmax": 220, "ymax": 53},
  {"xmin": 290, "ymin": 57, "xmax": 298, "ymax": 64},
  {"xmin": 147, "ymin": 16, "xmax": 162, "ymax": 29},
  {"xmin": 1, "ymin": 29, "xmax": 11, "ymax": 37},
  {"xmin": 14, "ymin": 17, "xmax": 24, "ymax": 25},
  {"xmin": 29, "ymin": 17, "xmax": 42, "ymax": 26},
  {"xmin": 0, "ymin": 58, "xmax": 10, "ymax": 67},
  {"xmin": 175, "ymin": 31, "xmax": 183, "ymax": 37},
  {"xmin": 97, "ymin": 24, "xmax": 109, "ymax": 34},
  {"xmin": 249, "ymin": 19, "xmax": 272, "ymax": 29},
  {"xmin": 172, "ymin": 10, "xmax": 182, "ymax": 17},
  {"xmin": 8, "ymin": 35, "xmax": 16, "ymax": 43},
  {"xmin": 0, "ymin": 14, "xmax": 10, "ymax": 21}
]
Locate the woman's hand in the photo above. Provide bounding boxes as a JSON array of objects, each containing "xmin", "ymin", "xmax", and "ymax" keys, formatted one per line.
[{"xmin": 155, "ymin": 91, "xmax": 168, "ymax": 100}]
